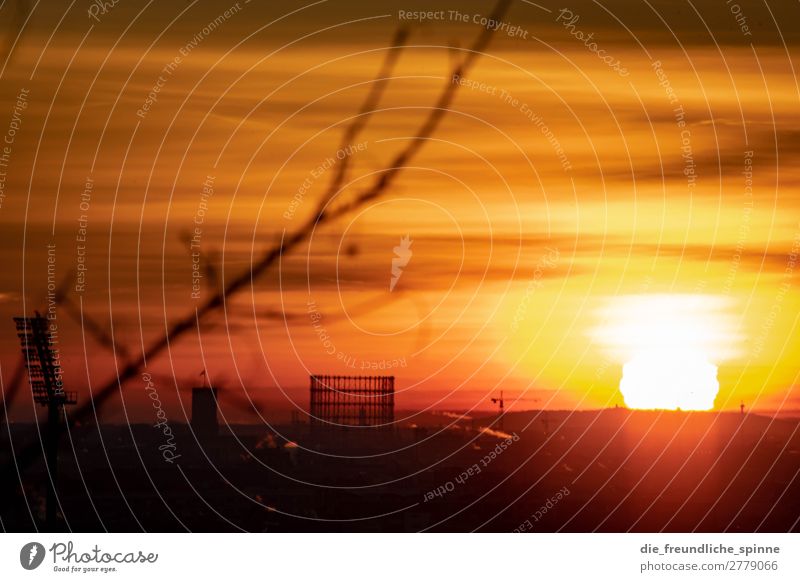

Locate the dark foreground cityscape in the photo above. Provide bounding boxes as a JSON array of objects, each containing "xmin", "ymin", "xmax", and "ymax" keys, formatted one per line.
[
  {"xmin": 2, "ymin": 401, "xmax": 798, "ymax": 532},
  {"xmin": 1, "ymin": 1, "xmax": 800, "ymax": 555}
]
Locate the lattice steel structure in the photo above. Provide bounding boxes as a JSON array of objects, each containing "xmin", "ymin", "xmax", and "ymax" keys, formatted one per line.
[
  {"xmin": 14, "ymin": 312, "xmax": 77, "ymax": 529},
  {"xmin": 14, "ymin": 314, "xmax": 77, "ymax": 408},
  {"xmin": 309, "ymin": 375, "xmax": 394, "ymax": 431}
]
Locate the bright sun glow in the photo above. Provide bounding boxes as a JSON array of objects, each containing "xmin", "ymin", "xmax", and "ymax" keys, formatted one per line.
[
  {"xmin": 594, "ymin": 295, "xmax": 740, "ymax": 411},
  {"xmin": 619, "ymin": 350, "xmax": 718, "ymax": 410}
]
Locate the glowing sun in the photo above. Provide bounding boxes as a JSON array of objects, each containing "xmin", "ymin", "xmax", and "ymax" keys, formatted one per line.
[
  {"xmin": 594, "ymin": 295, "xmax": 738, "ymax": 411},
  {"xmin": 619, "ymin": 350, "xmax": 718, "ymax": 410}
]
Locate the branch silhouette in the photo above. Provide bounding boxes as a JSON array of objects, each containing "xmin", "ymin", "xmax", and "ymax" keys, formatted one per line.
[{"xmin": 3, "ymin": 0, "xmax": 512, "ymax": 496}]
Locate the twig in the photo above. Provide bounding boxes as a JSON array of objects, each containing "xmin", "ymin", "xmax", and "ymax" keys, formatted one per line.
[{"xmin": 2, "ymin": 0, "xmax": 513, "ymax": 493}]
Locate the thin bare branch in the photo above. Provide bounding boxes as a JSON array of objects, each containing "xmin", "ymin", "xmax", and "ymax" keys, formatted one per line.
[{"xmin": 2, "ymin": 0, "xmax": 513, "ymax": 486}]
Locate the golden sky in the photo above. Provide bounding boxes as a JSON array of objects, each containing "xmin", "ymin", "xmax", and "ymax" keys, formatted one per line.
[{"xmin": 1, "ymin": 0, "xmax": 799, "ymax": 421}]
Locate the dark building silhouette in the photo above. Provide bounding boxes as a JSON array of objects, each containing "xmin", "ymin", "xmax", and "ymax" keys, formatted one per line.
[{"xmin": 191, "ymin": 387, "xmax": 218, "ymax": 439}]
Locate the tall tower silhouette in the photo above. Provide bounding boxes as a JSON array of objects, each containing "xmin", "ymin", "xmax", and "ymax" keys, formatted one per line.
[{"xmin": 14, "ymin": 313, "xmax": 77, "ymax": 529}]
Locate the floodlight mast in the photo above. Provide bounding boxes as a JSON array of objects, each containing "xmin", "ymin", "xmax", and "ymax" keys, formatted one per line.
[{"xmin": 14, "ymin": 312, "xmax": 77, "ymax": 530}]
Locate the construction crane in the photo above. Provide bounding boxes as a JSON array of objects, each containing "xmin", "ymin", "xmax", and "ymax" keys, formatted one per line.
[
  {"xmin": 14, "ymin": 312, "xmax": 77, "ymax": 529},
  {"xmin": 490, "ymin": 390, "xmax": 505, "ymax": 431},
  {"xmin": 488, "ymin": 391, "xmax": 541, "ymax": 433}
]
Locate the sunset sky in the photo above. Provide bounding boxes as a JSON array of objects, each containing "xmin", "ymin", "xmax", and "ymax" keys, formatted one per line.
[{"xmin": 1, "ymin": 0, "xmax": 799, "ymax": 422}]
